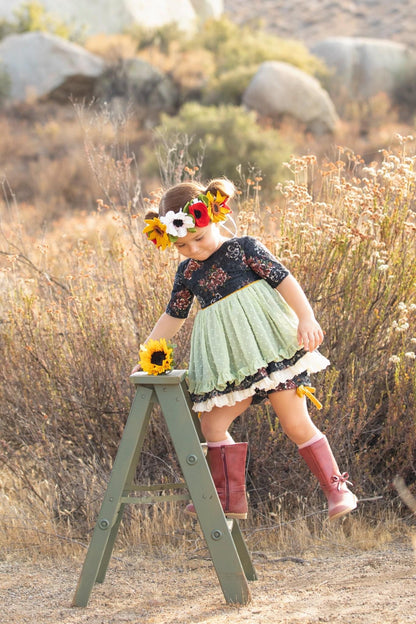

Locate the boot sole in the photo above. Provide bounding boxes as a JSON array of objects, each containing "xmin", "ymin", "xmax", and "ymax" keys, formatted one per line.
[
  {"xmin": 184, "ymin": 508, "xmax": 247, "ymax": 520},
  {"xmin": 329, "ymin": 495, "xmax": 358, "ymax": 521}
]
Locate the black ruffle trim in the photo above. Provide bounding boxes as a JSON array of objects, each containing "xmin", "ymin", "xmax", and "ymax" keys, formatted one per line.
[{"xmin": 190, "ymin": 349, "xmax": 311, "ymax": 407}]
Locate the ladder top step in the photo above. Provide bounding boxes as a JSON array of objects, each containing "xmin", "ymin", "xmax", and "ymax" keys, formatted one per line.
[{"xmin": 130, "ymin": 369, "xmax": 187, "ymax": 386}]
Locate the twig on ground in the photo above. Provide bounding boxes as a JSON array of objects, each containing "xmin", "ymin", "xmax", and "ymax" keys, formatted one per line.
[{"xmin": 251, "ymin": 552, "xmax": 307, "ymax": 565}]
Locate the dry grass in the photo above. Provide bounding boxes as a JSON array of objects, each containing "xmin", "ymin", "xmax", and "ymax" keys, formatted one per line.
[
  {"xmin": 0, "ymin": 101, "xmax": 415, "ymax": 560},
  {"xmin": 1, "ymin": 464, "xmax": 412, "ymax": 565}
]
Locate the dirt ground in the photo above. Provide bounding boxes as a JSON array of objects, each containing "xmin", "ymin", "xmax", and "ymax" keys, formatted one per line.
[{"xmin": 1, "ymin": 538, "xmax": 415, "ymax": 624}]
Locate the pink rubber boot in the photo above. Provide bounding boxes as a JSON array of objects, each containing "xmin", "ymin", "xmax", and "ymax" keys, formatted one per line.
[
  {"xmin": 185, "ymin": 442, "xmax": 248, "ymax": 520},
  {"xmin": 299, "ymin": 436, "xmax": 357, "ymax": 520}
]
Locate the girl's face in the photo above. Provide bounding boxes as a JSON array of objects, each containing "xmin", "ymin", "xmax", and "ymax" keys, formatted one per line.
[{"xmin": 174, "ymin": 223, "xmax": 223, "ymax": 261}]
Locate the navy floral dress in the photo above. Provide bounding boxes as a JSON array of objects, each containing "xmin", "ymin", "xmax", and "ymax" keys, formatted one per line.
[
  {"xmin": 166, "ymin": 236, "xmax": 290, "ymax": 316},
  {"xmin": 165, "ymin": 236, "xmax": 328, "ymax": 411}
]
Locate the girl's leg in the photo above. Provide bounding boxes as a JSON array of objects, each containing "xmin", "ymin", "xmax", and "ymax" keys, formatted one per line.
[
  {"xmin": 267, "ymin": 388, "xmax": 320, "ymax": 445},
  {"xmin": 199, "ymin": 396, "xmax": 253, "ymax": 443},
  {"xmin": 268, "ymin": 388, "xmax": 357, "ymax": 520}
]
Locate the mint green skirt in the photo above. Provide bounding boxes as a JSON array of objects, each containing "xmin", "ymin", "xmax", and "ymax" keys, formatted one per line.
[{"xmin": 187, "ymin": 280, "xmax": 330, "ymax": 412}]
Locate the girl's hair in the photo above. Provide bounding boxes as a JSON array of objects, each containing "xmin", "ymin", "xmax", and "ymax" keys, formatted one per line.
[{"xmin": 145, "ymin": 178, "xmax": 236, "ymax": 220}]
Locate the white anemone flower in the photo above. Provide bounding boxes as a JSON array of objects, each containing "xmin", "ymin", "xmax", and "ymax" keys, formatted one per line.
[{"xmin": 161, "ymin": 210, "xmax": 195, "ymax": 238}]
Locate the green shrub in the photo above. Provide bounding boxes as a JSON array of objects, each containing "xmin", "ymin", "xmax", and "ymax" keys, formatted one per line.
[
  {"xmin": 392, "ymin": 69, "xmax": 416, "ymax": 122},
  {"xmin": 126, "ymin": 16, "xmax": 328, "ymax": 110},
  {"xmin": 0, "ymin": 1, "xmax": 84, "ymax": 42},
  {"xmin": 0, "ymin": 62, "xmax": 10, "ymax": 103},
  {"xmin": 189, "ymin": 16, "xmax": 327, "ymax": 77},
  {"xmin": 202, "ymin": 65, "xmax": 258, "ymax": 106},
  {"xmin": 126, "ymin": 22, "xmax": 184, "ymax": 55},
  {"xmin": 146, "ymin": 102, "xmax": 293, "ymax": 195}
]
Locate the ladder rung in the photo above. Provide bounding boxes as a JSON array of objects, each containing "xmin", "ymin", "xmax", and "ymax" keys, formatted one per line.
[
  {"xmin": 120, "ymin": 493, "xmax": 190, "ymax": 505},
  {"xmin": 123, "ymin": 481, "xmax": 188, "ymax": 493}
]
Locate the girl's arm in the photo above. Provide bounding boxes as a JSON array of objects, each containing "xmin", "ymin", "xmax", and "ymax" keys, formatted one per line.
[
  {"xmin": 276, "ymin": 275, "xmax": 324, "ymax": 352},
  {"xmin": 131, "ymin": 313, "xmax": 185, "ymax": 374},
  {"xmin": 144, "ymin": 312, "xmax": 185, "ymax": 342}
]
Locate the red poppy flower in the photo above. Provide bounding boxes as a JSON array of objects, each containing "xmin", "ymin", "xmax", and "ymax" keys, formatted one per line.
[{"xmin": 187, "ymin": 201, "xmax": 210, "ymax": 227}]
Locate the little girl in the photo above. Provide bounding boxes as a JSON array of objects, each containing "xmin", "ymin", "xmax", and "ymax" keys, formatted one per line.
[{"xmin": 133, "ymin": 177, "xmax": 357, "ymax": 521}]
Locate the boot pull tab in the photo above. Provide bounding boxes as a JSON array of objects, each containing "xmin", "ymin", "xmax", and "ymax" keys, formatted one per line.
[{"xmin": 296, "ymin": 385, "xmax": 323, "ymax": 410}]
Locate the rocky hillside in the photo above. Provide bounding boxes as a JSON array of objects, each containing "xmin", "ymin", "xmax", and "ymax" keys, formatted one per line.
[{"xmin": 224, "ymin": 0, "xmax": 416, "ymax": 48}]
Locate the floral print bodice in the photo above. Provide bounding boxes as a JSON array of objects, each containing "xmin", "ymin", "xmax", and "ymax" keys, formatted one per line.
[{"xmin": 166, "ymin": 236, "xmax": 289, "ymax": 319}]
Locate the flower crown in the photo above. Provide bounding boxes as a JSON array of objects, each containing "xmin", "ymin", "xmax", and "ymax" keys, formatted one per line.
[{"xmin": 143, "ymin": 190, "xmax": 231, "ymax": 250}]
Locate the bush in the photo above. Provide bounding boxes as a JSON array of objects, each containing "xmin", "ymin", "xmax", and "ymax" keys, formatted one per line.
[
  {"xmin": 0, "ymin": 1, "xmax": 84, "ymax": 42},
  {"xmin": 245, "ymin": 144, "xmax": 416, "ymax": 510},
  {"xmin": 124, "ymin": 16, "xmax": 327, "ymax": 110},
  {"xmin": 1, "ymin": 109, "xmax": 415, "ymax": 541},
  {"xmin": 189, "ymin": 16, "xmax": 326, "ymax": 77},
  {"xmin": 0, "ymin": 62, "xmax": 10, "ymax": 103},
  {"xmin": 202, "ymin": 65, "xmax": 258, "ymax": 106},
  {"xmin": 146, "ymin": 102, "xmax": 293, "ymax": 196},
  {"xmin": 126, "ymin": 22, "xmax": 184, "ymax": 55},
  {"xmin": 0, "ymin": 205, "xmax": 185, "ymax": 528},
  {"xmin": 392, "ymin": 69, "xmax": 416, "ymax": 122},
  {"xmin": 84, "ymin": 33, "xmax": 139, "ymax": 62}
]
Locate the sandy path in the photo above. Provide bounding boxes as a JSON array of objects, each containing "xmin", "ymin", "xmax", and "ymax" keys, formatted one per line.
[{"xmin": 1, "ymin": 540, "xmax": 415, "ymax": 624}]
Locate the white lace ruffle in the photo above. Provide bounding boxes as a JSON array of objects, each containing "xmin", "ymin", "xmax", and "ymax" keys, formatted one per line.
[{"xmin": 192, "ymin": 349, "xmax": 330, "ymax": 412}]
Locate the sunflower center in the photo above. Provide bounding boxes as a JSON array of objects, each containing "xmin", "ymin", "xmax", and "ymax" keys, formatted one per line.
[{"xmin": 150, "ymin": 350, "xmax": 166, "ymax": 366}]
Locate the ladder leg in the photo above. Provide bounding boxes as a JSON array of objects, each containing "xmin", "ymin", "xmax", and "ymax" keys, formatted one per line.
[
  {"xmin": 96, "ymin": 503, "xmax": 126, "ymax": 583},
  {"xmin": 156, "ymin": 383, "xmax": 252, "ymax": 605},
  {"xmin": 231, "ymin": 520, "xmax": 258, "ymax": 581},
  {"xmin": 72, "ymin": 386, "xmax": 154, "ymax": 607},
  {"xmin": 180, "ymin": 380, "xmax": 257, "ymax": 580},
  {"xmin": 180, "ymin": 379, "xmax": 257, "ymax": 581}
]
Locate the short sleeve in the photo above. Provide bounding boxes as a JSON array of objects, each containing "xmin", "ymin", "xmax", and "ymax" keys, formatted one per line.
[
  {"xmin": 165, "ymin": 265, "xmax": 195, "ymax": 319},
  {"xmin": 242, "ymin": 236, "xmax": 289, "ymax": 288}
]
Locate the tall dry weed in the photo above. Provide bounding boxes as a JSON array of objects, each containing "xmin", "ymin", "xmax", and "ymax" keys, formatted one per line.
[
  {"xmin": 1, "ymin": 120, "xmax": 415, "ymax": 554},
  {"xmin": 239, "ymin": 138, "xmax": 416, "ymax": 517}
]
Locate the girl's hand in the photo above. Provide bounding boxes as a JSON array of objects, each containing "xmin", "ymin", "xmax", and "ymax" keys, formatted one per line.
[
  {"xmin": 297, "ymin": 317, "xmax": 324, "ymax": 352},
  {"xmin": 276, "ymin": 276, "xmax": 324, "ymax": 352},
  {"xmin": 130, "ymin": 363, "xmax": 142, "ymax": 375}
]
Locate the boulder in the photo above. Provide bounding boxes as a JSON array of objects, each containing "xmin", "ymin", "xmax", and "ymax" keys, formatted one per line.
[
  {"xmin": 242, "ymin": 61, "xmax": 338, "ymax": 134},
  {"xmin": 190, "ymin": 0, "xmax": 223, "ymax": 19},
  {"xmin": 311, "ymin": 37, "xmax": 416, "ymax": 102},
  {"xmin": 0, "ymin": 0, "xmax": 224, "ymax": 35},
  {"xmin": 0, "ymin": 32, "xmax": 105, "ymax": 102}
]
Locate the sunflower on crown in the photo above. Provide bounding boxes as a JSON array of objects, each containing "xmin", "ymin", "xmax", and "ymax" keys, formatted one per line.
[{"xmin": 143, "ymin": 191, "xmax": 231, "ymax": 250}]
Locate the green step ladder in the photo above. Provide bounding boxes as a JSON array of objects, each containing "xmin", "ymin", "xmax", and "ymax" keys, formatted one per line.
[{"xmin": 72, "ymin": 370, "xmax": 257, "ymax": 607}]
